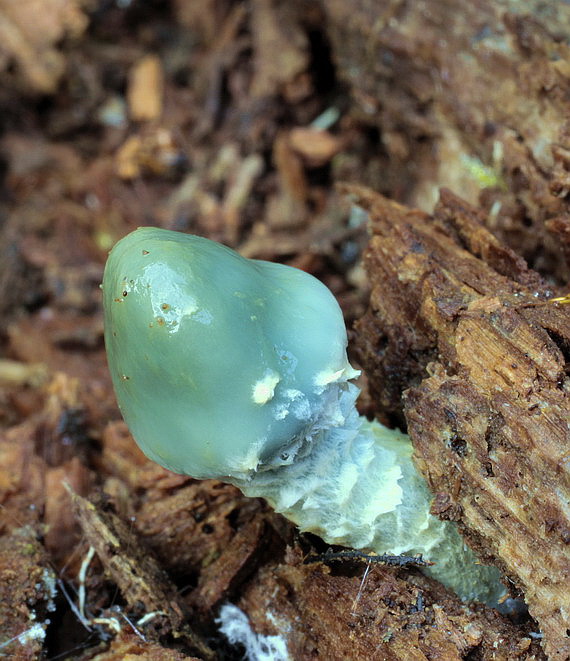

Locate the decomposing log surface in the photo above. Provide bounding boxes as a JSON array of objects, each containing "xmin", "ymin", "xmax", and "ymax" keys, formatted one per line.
[
  {"xmin": 0, "ymin": 527, "xmax": 56, "ymax": 659},
  {"xmin": 350, "ymin": 183, "xmax": 570, "ymax": 660},
  {"xmin": 325, "ymin": 0, "xmax": 570, "ymax": 281},
  {"xmin": 69, "ymin": 487, "xmax": 215, "ymax": 660},
  {"xmin": 240, "ymin": 547, "xmax": 544, "ymax": 661}
]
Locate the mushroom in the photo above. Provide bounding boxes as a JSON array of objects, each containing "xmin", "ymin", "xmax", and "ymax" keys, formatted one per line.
[{"xmin": 103, "ymin": 227, "xmax": 507, "ymax": 606}]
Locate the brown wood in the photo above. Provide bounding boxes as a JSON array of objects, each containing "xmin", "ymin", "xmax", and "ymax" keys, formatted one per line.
[
  {"xmin": 348, "ymin": 183, "xmax": 570, "ymax": 660},
  {"xmin": 325, "ymin": 0, "xmax": 570, "ymax": 281}
]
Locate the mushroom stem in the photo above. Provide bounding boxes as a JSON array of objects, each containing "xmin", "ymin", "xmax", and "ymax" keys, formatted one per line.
[{"xmin": 230, "ymin": 380, "xmax": 505, "ymax": 606}]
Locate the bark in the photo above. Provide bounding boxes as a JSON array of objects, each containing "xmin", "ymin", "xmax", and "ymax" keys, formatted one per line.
[{"xmin": 348, "ymin": 183, "xmax": 570, "ymax": 661}]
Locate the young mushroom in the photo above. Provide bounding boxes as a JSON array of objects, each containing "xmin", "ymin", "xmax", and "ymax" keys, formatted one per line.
[{"xmin": 103, "ymin": 227, "xmax": 507, "ymax": 607}]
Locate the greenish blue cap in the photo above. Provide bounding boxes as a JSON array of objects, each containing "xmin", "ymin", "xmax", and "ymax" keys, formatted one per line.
[{"xmin": 103, "ymin": 227, "xmax": 357, "ymax": 479}]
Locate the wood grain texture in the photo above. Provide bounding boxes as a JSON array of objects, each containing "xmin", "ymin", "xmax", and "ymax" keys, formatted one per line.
[
  {"xmin": 348, "ymin": 183, "xmax": 570, "ymax": 660},
  {"xmin": 240, "ymin": 547, "xmax": 544, "ymax": 661}
]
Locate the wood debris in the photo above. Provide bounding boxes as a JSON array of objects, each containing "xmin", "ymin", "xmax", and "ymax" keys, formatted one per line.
[
  {"xmin": 0, "ymin": 0, "xmax": 88, "ymax": 94},
  {"xmin": 249, "ymin": 0, "xmax": 309, "ymax": 98},
  {"xmin": 349, "ymin": 183, "xmax": 570, "ymax": 660},
  {"xmin": 325, "ymin": 0, "xmax": 570, "ymax": 281},
  {"xmin": 288, "ymin": 127, "xmax": 343, "ymax": 168},
  {"xmin": 67, "ymin": 487, "xmax": 215, "ymax": 660},
  {"xmin": 127, "ymin": 55, "xmax": 164, "ymax": 123},
  {"xmin": 87, "ymin": 630, "xmax": 201, "ymax": 661},
  {"xmin": 0, "ymin": 526, "xmax": 57, "ymax": 660},
  {"xmin": 239, "ymin": 547, "xmax": 544, "ymax": 660}
]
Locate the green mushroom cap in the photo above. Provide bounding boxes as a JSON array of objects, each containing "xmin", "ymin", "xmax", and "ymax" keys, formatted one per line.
[{"xmin": 103, "ymin": 227, "xmax": 357, "ymax": 479}]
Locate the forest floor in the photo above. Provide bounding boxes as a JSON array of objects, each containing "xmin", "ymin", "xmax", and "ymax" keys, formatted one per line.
[{"xmin": 0, "ymin": 1, "xmax": 559, "ymax": 659}]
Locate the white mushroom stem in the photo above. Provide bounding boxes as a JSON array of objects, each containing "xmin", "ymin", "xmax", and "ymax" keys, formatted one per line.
[{"xmin": 231, "ymin": 381, "xmax": 506, "ymax": 607}]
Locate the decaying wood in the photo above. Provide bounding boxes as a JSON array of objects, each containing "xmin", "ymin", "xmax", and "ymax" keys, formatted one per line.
[
  {"xmin": 67, "ymin": 487, "xmax": 215, "ymax": 660},
  {"xmin": 0, "ymin": 0, "xmax": 88, "ymax": 94},
  {"xmin": 348, "ymin": 183, "xmax": 570, "ymax": 660},
  {"xmin": 239, "ymin": 547, "xmax": 544, "ymax": 661},
  {"xmin": 86, "ymin": 630, "xmax": 201, "ymax": 661},
  {"xmin": 187, "ymin": 516, "xmax": 275, "ymax": 614},
  {"xmin": 0, "ymin": 526, "xmax": 56, "ymax": 659},
  {"xmin": 325, "ymin": 0, "xmax": 570, "ymax": 281},
  {"xmin": 100, "ymin": 420, "xmax": 272, "ymax": 586}
]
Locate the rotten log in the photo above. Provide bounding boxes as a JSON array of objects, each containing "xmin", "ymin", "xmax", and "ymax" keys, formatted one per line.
[
  {"xmin": 240, "ymin": 547, "xmax": 544, "ymax": 661},
  {"xmin": 324, "ymin": 0, "xmax": 570, "ymax": 281},
  {"xmin": 348, "ymin": 183, "xmax": 570, "ymax": 660},
  {"xmin": 67, "ymin": 487, "xmax": 215, "ymax": 660},
  {"xmin": 0, "ymin": 526, "xmax": 57, "ymax": 660}
]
